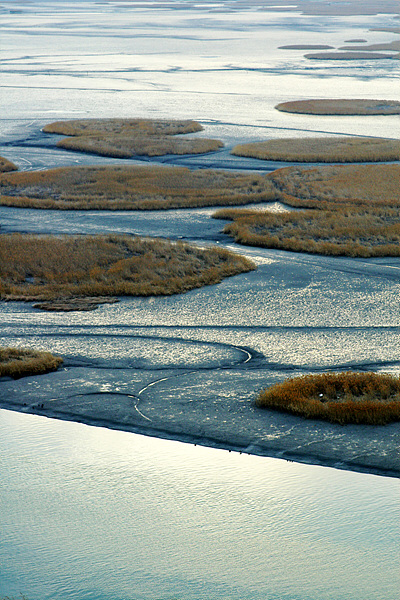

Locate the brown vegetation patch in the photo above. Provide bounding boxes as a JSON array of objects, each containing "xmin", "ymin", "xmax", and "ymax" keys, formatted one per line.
[
  {"xmin": 214, "ymin": 205, "xmax": 400, "ymax": 257},
  {"xmin": 269, "ymin": 164, "xmax": 400, "ymax": 208},
  {"xmin": 304, "ymin": 51, "xmax": 397, "ymax": 60},
  {"xmin": 231, "ymin": 137, "xmax": 400, "ymax": 163},
  {"xmin": 275, "ymin": 99, "xmax": 400, "ymax": 115},
  {"xmin": 0, "ymin": 165, "xmax": 277, "ymax": 210},
  {"xmin": 256, "ymin": 372, "xmax": 400, "ymax": 425},
  {"xmin": 43, "ymin": 118, "xmax": 223, "ymax": 158},
  {"xmin": 0, "ymin": 346, "xmax": 63, "ymax": 379},
  {"xmin": 0, "ymin": 233, "xmax": 256, "ymax": 310},
  {"xmin": 214, "ymin": 164, "xmax": 400, "ymax": 257},
  {"xmin": 278, "ymin": 44, "xmax": 334, "ymax": 50},
  {"xmin": 0, "ymin": 156, "xmax": 17, "ymax": 173}
]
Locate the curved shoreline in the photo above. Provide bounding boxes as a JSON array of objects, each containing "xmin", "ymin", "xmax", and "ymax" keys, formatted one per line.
[{"xmin": 1, "ymin": 362, "xmax": 399, "ymax": 479}]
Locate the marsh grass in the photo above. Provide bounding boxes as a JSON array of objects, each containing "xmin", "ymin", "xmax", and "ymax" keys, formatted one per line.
[
  {"xmin": 214, "ymin": 164, "xmax": 400, "ymax": 257},
  {"xmin": 0, "ymin": 156, "xmax": 17, "ymax": 172},
  {"xmin": 0, "ymin": 347, "xmax": 63, "ymax": 379},
  {"xmin": 215, "ymin": 206, "xmax": 400, "ymax": 257},
  {"xmin": 231, "ymin": 137, "xmax": 400, "ymax": 163},
  {"xmin": 0, "ymin": 165, "xmax": 277, "ymax": 210},
  {"xmin": 256, "ymin": 372, "xmax": 400, "ymax": 425},
  {"xmin": 275, "ymin": 99, "xmax": 400, "ymax": 115},
  {"xmin": 43, "ymin": 118, "xmax": 223, "ymax": 157},
  {"xmin": 269, "ymin": 164, "xmax": 400, "ymax": 208},
  {"xmin": 0, "ymin": 233, "xmax": 256, "ymax": 309}
]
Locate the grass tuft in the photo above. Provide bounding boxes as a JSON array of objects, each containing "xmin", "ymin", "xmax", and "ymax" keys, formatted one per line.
[
  {"xmin": 0, "ymin": 347, "xmax": 63, "ymax": 379},
  {"xmin": 274, "ymin": 99, "xmax": 400, "ymax": 115},
  {"xmin": 0, "ymin": 165, "xmax": 277, "ymax": 210},
  {"xmin": 0, "ymin": 233, "xmax": 256, "ymax": 310},
  {"xmin": 0, "ymin": 156, "xmax": 18, "ymax": 172},
  {"xmin": 43, "ymin": 118, "xmax": 223, "ymax": 157},
  {"xmin": 214, "ymin": 164, "xmax": 400, "ymax": 257},
  {"xmin": 256, "ymin": 372, "xmax": 400, "ymax": 425},
  {"xmin": 231, "ymin": 137, "xmax": 400, "ymax": 163}
]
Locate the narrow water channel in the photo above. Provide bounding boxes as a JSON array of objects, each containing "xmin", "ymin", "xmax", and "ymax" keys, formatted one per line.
[{"xmin": 1, "ymin": 409, "xmax": 398, "ymax": 600}]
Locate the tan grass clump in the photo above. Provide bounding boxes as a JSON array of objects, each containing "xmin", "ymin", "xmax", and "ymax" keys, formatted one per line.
[
  {"xmin": 256, "ymin": 372, "xmax": 400, "ymax": 425},
  {"xmin": 0, "ymin": 165, "xmax": 277, "ymax": 210},
  {"xmin": 0, "ymin": 346, "xmax": 63, "ymax": 379},
  {"xmin": 0, "ymin": 156, "xmax": 17, "ymax": 172},
  {"xmin": 275, "ymin": 99, "xmax": 400, "ymax": 115},
  {"xmin": 43, "ymin": 118, "xmax": 223, "ymax": 157},
  {"xmin": 214, "ymin": 164, "xmax": 400, "ymax": 258},
  {"xmin": 231, "ymin": 137, "xmax": 400, "ymax": 163},
  {"xmin": 0, "ymin": 233, "xmax": 256, "ymax": 309},
  {"xmin": 269, "ymin": 164, "xmax": 400, "ymax": 208}
]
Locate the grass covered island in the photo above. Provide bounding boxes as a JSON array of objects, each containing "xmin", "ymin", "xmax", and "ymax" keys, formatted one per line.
[
  {"xmin": 0, "ymin": 347, "xmax": 63, "ymax": 379},
  {"xmin": 256, "ymin": 372, "xmax": 400, "ymax": 425},
  {"xmin": 0, "ymin": 233, "xmax": 256, "ymax": 310},
  {"xmin": 214, "ymin": 164, "xmax": 400, "ymax": 257},
  {"xmin": 43, "ymin": 118, "xmax": 223, "ymax": 158},
  {"xmin": 275, "ymin": 98, "xmax": 400, "ymax": 115},
  {"xmin": 0, "ymin": 165, "xmax": 277, "ymax": 210},
  {"xmin": 231, "ymin": 136, "xmax": 400, "ymax": 163},
  {"xmin": 0, "ymin": 156, "xmax": 17, "ymax": 172}
]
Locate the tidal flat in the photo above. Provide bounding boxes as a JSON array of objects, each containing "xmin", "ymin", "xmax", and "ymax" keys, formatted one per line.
[
  {"xmin": 1, "ymin": 3, "xmax": 400, "ymax": 600},
  {"xmin": 1, "ymin": 0, "xmax": 400, "ymax": 479}
]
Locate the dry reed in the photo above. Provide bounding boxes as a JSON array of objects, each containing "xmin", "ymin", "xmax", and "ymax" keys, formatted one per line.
[
  {"xmin": 231, "ymin": 137, "xmax": 400, "ymax": 163},
  {"xmin": 214, "ymin": 164, "xmax": 400, "ymax": 257},
  {"xmin": 256, "ymin": 372, "xmax": 400, "ymax": 425},
  {"xmin": 43, "ymin": 118, "xmax": 223, "ymax": 158},
  {"xmin": 0, "ymin": 165, "xmax": 277, "ymax": 210},
  {"xmin": 0, "ymin": 233, "xmax": 256, "ymax": 309},
  {"xmin": 275, "ymin": 99, "xmax": 400, "ymax": 115},
  {"xmin": 0, "ymin": 346, "xmax": 63, "ymax": 379},
  {"xmin": 0, "ymin": 156, "xmax": 17, "ymax": 172}
]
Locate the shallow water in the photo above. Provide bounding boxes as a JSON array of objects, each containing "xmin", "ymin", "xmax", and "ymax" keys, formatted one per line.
[{"xmin": 1, "ymin": 409, "xmax": 399, "ymax": 600}]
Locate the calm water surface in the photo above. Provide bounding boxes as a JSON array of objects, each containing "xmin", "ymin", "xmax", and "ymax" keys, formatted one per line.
[{"xmin": 1, "ymin": 409, "xmax": 399, "ymax": 600}]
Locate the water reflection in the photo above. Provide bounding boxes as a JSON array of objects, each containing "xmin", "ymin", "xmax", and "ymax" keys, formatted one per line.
[{"xmin": 1, "ymin": 409, "xmax": 399, "ymax": 600}]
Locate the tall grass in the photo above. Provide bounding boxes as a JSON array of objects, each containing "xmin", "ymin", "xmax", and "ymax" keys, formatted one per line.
[
  {"xmin": 0, "ymin": 165, "xmax": 277, "ymax": 210},
  {"xmin": 256, "ymin": 372, "xmax": 400, "ymax": 425},
  {"xmin": 0, "ymin": 347, "xmax": 63, "ymax": 379},
  {"xmin": 0, "ymin": 233, "xmax": 256, "ymax": 308},
  {"xmin": 231, "ymin": 137, "xmax": 400, "ymax": 163},
  {"xmin": 0, "ymin": 156, "xmax": 17, "ymax": 172},
  {"xmin": 275, "ymin": 99, "xmax": 400, "ymax": 115},
  {"xmin": 43, "ymin": 118, "xmax": 223, "ymax": 158},
  {"xmin": 214, "ymin": 164, "xmax": 400, "ymax": 257}
]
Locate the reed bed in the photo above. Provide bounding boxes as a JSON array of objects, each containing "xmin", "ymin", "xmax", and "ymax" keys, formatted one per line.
[
  {"xmin": 0, "ymin": 165, "xmax": 277, "ymax": 210},
  {"xmin": 0, "ymin": 156, "xmax": 17, "ymax": 172},
  {"xmin": 43, "ymin": 118, "xmax": 223, "ymax": 157},
  {"xmin": 215, "ymin": 206, "xmax": 400, "ymax": 257},
  {"xmin": 0, "ymin": 233, "xmax": 256, "ymax": 310},
  {"xmin": 0, "ymin": 346, "xmax": 63, "ymax": 379},
  {"xmin": 256, "ymin": 372, "xmax": 400, "ymax": 425},
  {"xmin": 275, "ymin": 99, "xmax": 400, "ymax": 115},
  {"xmin": 231, "ymin": 137, "xmax": 400, "ymax": 163},
  {"xmin": 304, "ymin": 51, "xmax": 396, "ymax": 59},
  {"xmin": 269, "ymin": 164, "xmax": 400, "ymax": 208},
  {"xmin": 214, "ymin": 164, "xmax": 400, "ymax": 257}
]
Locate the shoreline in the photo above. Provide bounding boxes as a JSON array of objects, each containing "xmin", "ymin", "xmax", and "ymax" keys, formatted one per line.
[{"xmin": 1, "ymin": 365, "xmax": 399, "ymax": 479}]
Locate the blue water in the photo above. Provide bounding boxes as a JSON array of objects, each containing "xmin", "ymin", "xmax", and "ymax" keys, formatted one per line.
[{"xmin": 1, "ymin": 409, "xmax": 399, "ymax": 600}]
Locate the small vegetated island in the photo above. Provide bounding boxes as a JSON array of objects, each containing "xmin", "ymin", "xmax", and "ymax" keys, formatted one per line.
[
  {"xmin": 0, "ymin": 164, "xmax": 276, "ymax": 210},
  {"xmin": 274, "ymin": 98, "xmax": 400, "ymax": 115},
  {"xmin": 43, "ymin": 118, "xmax": 223, "ymax": 157},
  {"xmin": 0, "ymin": 346, "xmax": 63, "ymax": 379},
  {"xmin": 214, "ymin": 163, "xmax": 400, "ymax": 257},
  {"xmin": 0, "ymin": 233, "xmax": 255, "ymax": 311},
  {"xmin": 256, "ymin": 372, "xmax": 400, "ymax": 426},
  {"xmin": 0, "ymin": 155, "xmax": 17, "ymax": 172},
  {"xmin": 231, "ymin": 136, "xmax": 400, "ymax": 163}
]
